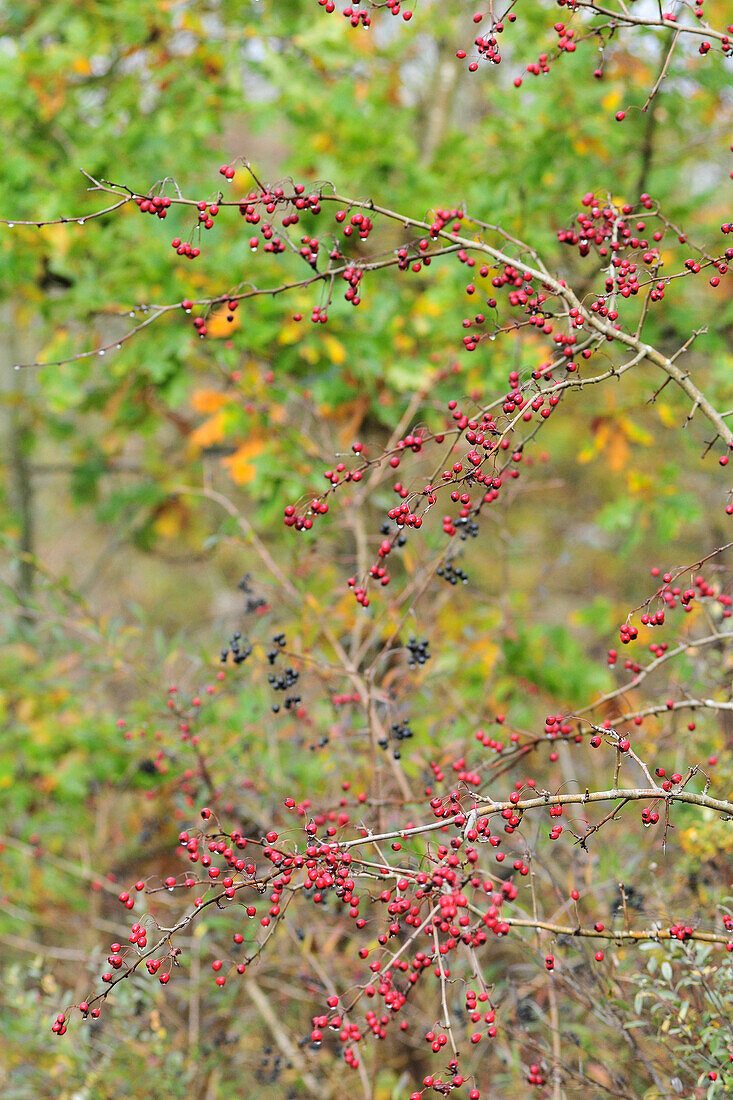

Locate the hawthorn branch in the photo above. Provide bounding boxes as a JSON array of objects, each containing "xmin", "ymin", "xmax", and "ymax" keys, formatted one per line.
[
  {"xmin": 503, "ymin": 917, "xmax": 732, "ymax": 946},
  {"xmin": 432, "ymin": 922, "xmax": 459, "ymax": 1057},
  {"xmin": 570, "ymin": 0, "xmax": 731, "ymax": 42},
  {"xmin": 0, "ymin": 195, "xmax": 131, "ymax": 228},
  {"xmin": 577, "ymin": 630, "xmax": 733, "ymax": 715},
  {"xmin": 340, "ymin": 785, "xmax": 733, "ymax": 850},
  {"xmin": 11, "ymin": 178, "xmax": 733, "ymax": 458},
  {"xmin": 612, "ymin": 697, "xmax": 733, "ymax": 722},
  {"xmin": 640, "ymin": 29, "xmax": 680, "ymax": 113}
]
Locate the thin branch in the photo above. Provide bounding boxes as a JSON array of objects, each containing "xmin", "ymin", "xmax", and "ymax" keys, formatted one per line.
[{"xmin": 432, "ymin": 922, "xmax": 459, "ymax": 1057}]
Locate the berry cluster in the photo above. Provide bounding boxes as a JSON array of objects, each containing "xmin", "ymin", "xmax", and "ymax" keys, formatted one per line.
[
  {"xmin": 377, "ymin": 720, "xmax": 414, "ymax": 759},
  {"xmin": 53, "ymin": 640, "xmax": 733, "ymax": 1097},
  {"xmin": 315, "ymin": 0, "xmax": 414, "ymax": 26},
  {"xmin": 436, "ymin": 560, "xmax": 469, "ymax": 585},
  {"xmin": 406, "ymin": 637, "xmax": 430, "ymax": 668},
  {"xmin": 135, "ymin": 193, "xmax": 171, "ymax": 219},
  {"xmin": 220, "ymin": 631, "xmax": 253, "ymax": 665}
]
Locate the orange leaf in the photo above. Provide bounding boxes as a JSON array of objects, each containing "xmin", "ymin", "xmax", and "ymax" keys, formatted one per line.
[
  {"xmin": 189, "ymin": 410, "xmax": 227, "ymax": 449},
  {"xmin": 221, "ymin": 437, "xmax": 265, "ymax": 484},
  {"xmin": 206, "ymin": 306, "xmax": 240, "ymax": 339},
  {"xmin": 191, "ymin": 388, "xmax": 227, "ymax": 414},
  {"xmin": 607, "ymin": 431, "xmax": 629, "ymax": 473}
]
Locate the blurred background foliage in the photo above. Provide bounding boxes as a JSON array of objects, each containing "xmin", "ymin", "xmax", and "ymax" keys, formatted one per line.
[{"xmin": 1, "ymin": 0, "xmax": 732, "ymax": 1096}]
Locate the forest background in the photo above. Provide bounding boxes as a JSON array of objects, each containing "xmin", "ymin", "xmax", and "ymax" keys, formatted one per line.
[{"xmin": 1, "ymin": 1, "xmax": 732, "ymax": 1098}]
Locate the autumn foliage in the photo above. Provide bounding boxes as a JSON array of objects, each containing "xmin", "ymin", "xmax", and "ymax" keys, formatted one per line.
[{"xmin": 1, "ymin": 2, "xmax": 733, "ymax": 1098}]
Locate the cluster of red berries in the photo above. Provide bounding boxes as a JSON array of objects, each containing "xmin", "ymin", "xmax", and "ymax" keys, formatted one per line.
[
  {"xmin": 53, "ymin": 683, "xmax": 733, "ymax": 1078},
  {"xmin": 340, "ymin": 262, "xmax": 363, "ymax": 304},
  {"xmin": 196, "ymin": 200, "xmax": 219, "ymax": 229},
  {"xmin": 332, "ymin": 691, "xmax": 361, "ymax": 706},
  {"xmin": 641, "ymin": 807, "xmax": 660, "ymax": 826},
  {"xmin": 544, "ymin": 714, "xmax": 575, "ymax": 739},
  {"xmin": 335, "ymin": 208, "xmax": 373, "ymax": 241},
  {"xmin": 461, "ymin": 266, "xmax": 555, "ymax": 352},
  {"xmin": 315, "ymin": 0, "xmax": 415, "ymax": 25},
  {"xmin": 169, "ymin": 237, "xmax": 200, "ymax": 260},
  {"xmin": 518, "ymin": 19, "xmax": 578, "ymax": 86},
  {"xmin": 456, "ymin": 10, "xmax": 518, "ymax": 71},
  {"xmin": 685, "ymin": 247, "xmax": 731, "ymax": 286},
  {"xmin": 560, "ymin": 192, "xmax": 657, "ymax": 258},
  {"xmin": 609, "ymin": 568, "xmax": 731, "ymax": 670},
  {"xmin": 289, "ymin": 371, "xmax": 551, "ymax": 605},
  {"xmin": 669, "ymin": 922, "xmax": 694, "ymax": 941},
  {"xmin": 474, "ymin": 728, "xmax": 506, "ymax": 753},
  {"xmin": 527, "ymin": 1064, "xmax": 546, "ymax": 1086},
  {"xmin": 283, "ymin": 499, "xmax": 328, "ymax": 532},
  {"xmin": 396, "ymin": 241, "xmax": 434, "ymax": 274},
  {"xmin": 167, "ymin": 198, "xmax": 222, "ymax": 260},
  {"xmin": 237, "ymin": 181, "xmax": 321, "ymax": 220},
  {"xmin": 655, "ymin": 767, "xmax": 684, "ymax": 792},
  {"xmin": 135, "ymin": 193, "xmax": 171, "ymax": 219}
]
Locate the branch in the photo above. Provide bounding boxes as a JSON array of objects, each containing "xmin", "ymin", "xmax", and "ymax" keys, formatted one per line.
[{"xmin": 340, "ymin": 786, "xmax": 733, "ymax": 850}]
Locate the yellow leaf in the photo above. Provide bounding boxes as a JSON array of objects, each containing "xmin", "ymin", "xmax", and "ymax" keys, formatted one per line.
[
  {"xmin": 462, "ymin": 636, "xmax": 499, "ymax": 672},
  {"xmin": 323, "ymin": 334, "xmax": 346, "ymax": 365},
  {"xmin": 17, "ymin": 696, "xmax": 36, "ymax": 722},
  {"xmin": 602, "ymin": 90, "xmax": 622, "ymax": 111},
  {"xmin": 656, "ymin": 403, "xmax": 678, "ymax": 429},
  {"xmin": 71, "ymin": 56, "xmax": 92, "ymax": 75},
  {"xmin": 394, "ymin": 332, "xmax": 415, "ymax": 352},
  {"xmin": 221, "ymin": 437, "xmax": 265, "ymax": 484},
  {"xmin": 305, "ymin": 592, "xmax": 323, "ymax": 617},
  {"xmin": 414, "ymin": 297, "xmax": 443, "ymax": 318},
  {"xmin": 190, "ymin": 410, "xmax": 227, "ymax": 449},
  {"xmin": 153, "ymin": 498, "xmax": 189, "ymax": 539},
  {"xmin": 37, "ymin": 222, "xmax": 73, "ymax": 257},
  {"xmin": 572, "ymin": 415, "xmax": 607, "ymax": 459},
  {"xmin": 619, "ymin": 416, "xmax": 653, "ymax": 446},
  {"xmin": 191, "ymin": 388, "xmax": 227, "ymax": 414},
  {"xmin": 278, "ymin": 321, "xmax": 302, "ymax": 345},
  {"xmin": 312, "ymin": 132, "xmax": 333, "ymax": 153},
  {"xmin": 41, "ymin": 974, "xmax": 58, "ymax": 995},
  {"xmin": 627, "ymin": 470, "xmax": 654, "ymax": 497},
  {"xmin": 36, "ymin": 326, "xmax": 70, "ymax": 362}
]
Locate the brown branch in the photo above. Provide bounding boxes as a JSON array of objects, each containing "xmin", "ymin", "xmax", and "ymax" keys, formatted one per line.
[
  {"xmin": 504, "ymin": 917, "xmax": 732, "ymax": 946},
  {"xmin": 433, "ymin": 922, "xmax": 459, "ymax": 1057},
  {"xmin": 570, "ymin": 0, "xmax": 731, "ymax": 42},
  {"xmin": 339, "ymin": 785, "xmax": 733, "ymax": 850}
]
